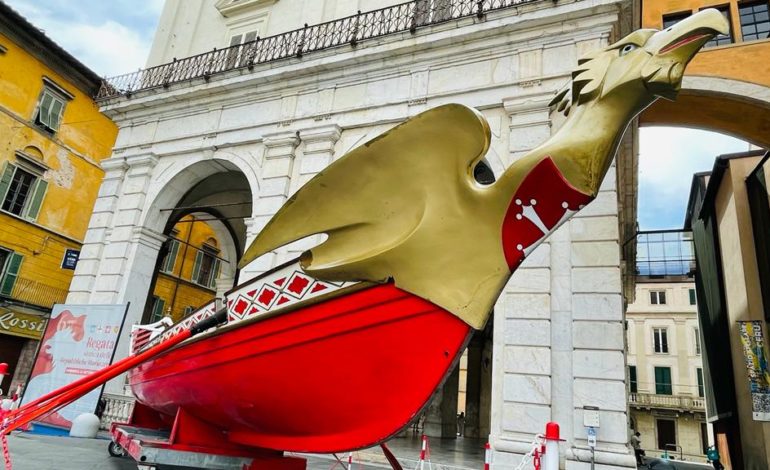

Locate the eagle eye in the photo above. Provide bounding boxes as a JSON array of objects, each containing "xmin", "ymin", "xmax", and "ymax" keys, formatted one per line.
[{"xmin": 620, "ymin": 44, "xmax": 638, "ymax": 56}]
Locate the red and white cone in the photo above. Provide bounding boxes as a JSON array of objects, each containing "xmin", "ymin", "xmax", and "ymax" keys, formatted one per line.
[
  {"xmin": 542, "ymin": 422, "xmax": 562, "ymax": 470},
  {"xmin": 483, "ymin": 442, "xmax": 491, "ymax": 470}
]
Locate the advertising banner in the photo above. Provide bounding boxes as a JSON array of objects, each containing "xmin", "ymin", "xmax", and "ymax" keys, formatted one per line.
[
  {"xmin": 20, "ymin": 304, "xmax": 127, "ymax": 429},
  {"xmin": 738, "ymin": 321, "xmax": 770, "ymax": 421}
]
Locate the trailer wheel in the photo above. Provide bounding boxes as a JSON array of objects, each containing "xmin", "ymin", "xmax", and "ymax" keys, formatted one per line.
[{"xmin": 108, "ymin": 440, "xmax": 126, "ymax": 457}]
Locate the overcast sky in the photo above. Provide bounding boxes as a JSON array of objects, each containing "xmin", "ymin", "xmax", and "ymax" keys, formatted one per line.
[{"xmin": 5, "ymin": 0, "xmax": 753, "ymax": 231}]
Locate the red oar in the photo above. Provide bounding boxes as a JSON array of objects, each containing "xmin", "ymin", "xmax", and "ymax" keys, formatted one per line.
[{"xmin": 1, "ymin": 309, "xmax": 226, "ymax": 434}]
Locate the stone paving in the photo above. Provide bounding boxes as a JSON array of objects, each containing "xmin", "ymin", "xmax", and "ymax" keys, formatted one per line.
[{"xmin": 5, "ymin": 430, "xmax": 485, "ymax": 470}]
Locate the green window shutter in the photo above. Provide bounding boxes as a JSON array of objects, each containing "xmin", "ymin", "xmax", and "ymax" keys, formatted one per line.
[
  {"xmin": 0, "ymin": 252, "xmax": 23, "ymax": 296},
  {"xmin": 163, "ymin": 240, "xmax": 180, "ymax": 273},
  {"xmin": 0, "ymin": 162, "xmax": 16, "ymax": 203},
  {"xmin": 49, "ymin": 98, "xmax": 64, "ymax": 130},
  {"xmin": 191, "ymin": 250, "xmax": 203, "ymax": 283},
  {"xmin": 697, "ymin": 368, "xmax": 704, "ymax": 397},
  {"xmin": 209, "ymin": 258, "xmax": 221, "ymax": 289},
  {"xmin": 655, "ymin": 367, "xmax": 672, "ymax": 395},
  {"xmin": 23, "ymin": 178, "xmax": 47, "ymax": 221},
  {"xmin": 37, "ymin": 93, "xmax": 53, "ymax": 126},
  {"xmin": 150, "ymin": 297, "xmax": 165, "ymax": 323},
  {"xmin": 629, "ymin": 366, "xmax": 637, "ymax": 394}
]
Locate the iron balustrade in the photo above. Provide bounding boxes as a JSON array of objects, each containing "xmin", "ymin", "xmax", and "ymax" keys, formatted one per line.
[{"xmin": 96, "ymin": 0, "xmax": 543, "ymax": 100}]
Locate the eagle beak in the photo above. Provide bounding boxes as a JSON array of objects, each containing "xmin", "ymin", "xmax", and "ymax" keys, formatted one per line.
[{"xmin": 642, "ymin": 8, "xmax": 729, "ymax": 99}]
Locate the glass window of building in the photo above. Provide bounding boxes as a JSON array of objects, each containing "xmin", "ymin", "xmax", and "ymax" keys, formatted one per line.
[
  {"xmin": 650, "ymin": 290, "xmax": 667, "ymax": 305},
  {"xmin": 697, "ymin": 368, "xmax": 705, "ymax": 397},
  {"xmin": 192, "ymin": 245, "xmax": 221, "ymax": 289},
  {"xmin": 149, "ymin": 296, "xmax": 165, "ymax": 323},
  {"xmin": 739, "ymin": 1, "xmax": 770, "ymax": 42},
  {"xmin": 0, "ymin": 247, "xmax": 23, "ymax": 296},
  {"xmin": 655, "ymin": 366, "xmax": 673, "ymax": 395},
  {"xmin": 34, "ymin": 88, "xmax": 67, "ymax": 132},
  {"xmin": 662, "ymin": 11, "xmax": 691, "ymax": 29},
  {"xmin": 695, "ymin": 327, "xmax": 701, "ymax": 355},
  {"xmin": 689, "ymin": 288, "xmax": 697, "ymax": 305},
  {"xmin": 0, "ymin": 164, "xmax": 47, "ymax": 220},
  {"xmin": 629, "ymin": 365, "xmax": 638, "ymax": 393},
  {"xmin": 161, "ymin": 238, "xmax": 180, "ymax": 274},
  {"xmin": 653, "ymin": 327, "xmax": 669, "ymax": 353}
]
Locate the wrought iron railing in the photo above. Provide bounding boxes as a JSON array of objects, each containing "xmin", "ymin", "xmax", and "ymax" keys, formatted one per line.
[
  {"xmin": 96, "ymin": 0, "xmax": 542, "ymax": 100},
  {"xmin": 629, "ymin": 392, "xmax": 705, "ymax": 411},
  {"xmin": 8, "ymin": 277, "xmax": 68, "ymax": 309}
]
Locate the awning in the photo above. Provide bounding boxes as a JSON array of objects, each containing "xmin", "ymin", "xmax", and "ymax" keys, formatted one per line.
[{"xmin": 0, "ymin": 308, "xmax": 47, "ymax": 340}]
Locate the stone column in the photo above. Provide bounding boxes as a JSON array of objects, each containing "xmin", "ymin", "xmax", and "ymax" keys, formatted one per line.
[
  {"xmin": 296, "ymin": 125, "xmax": 341, "ymax": 191},
  {"xmin": 464, "ymin": 341, "xmax": 482, "ymax": 438},
  {"xmin": 241, "ymin": 131, "xmax": 299, "ymax": 280},
  {"xmin": 67, "ymin": 157, "xmax": 128, "ymax": 304},
  {"xmin": 423, "ymin": 364, "xmax": 460, "ymax": 439}
]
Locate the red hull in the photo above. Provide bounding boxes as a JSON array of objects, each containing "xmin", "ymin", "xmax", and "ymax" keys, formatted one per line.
[{"xmin": 129, "ymin": 283, "xmax": 471, "ymax": 453}]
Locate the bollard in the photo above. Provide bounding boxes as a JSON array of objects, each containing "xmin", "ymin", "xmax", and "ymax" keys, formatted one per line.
[
  {"xmin": 484, "ymin": 442, "xmax": 491, "ymax": 470},
  {"xmin": 417, "ymin": 434, "xmax": 432, "ymax": 470},
  {"xmin": 542, "ymin": 422, "xmax": 560, "ymax": 470},
  {"xmin": 0, "ymin": 363, "xmax": 7, "ymax": 396},
  {"xmin": 347, "ymin": 451, "xmax": 353, "ymax": 469}
]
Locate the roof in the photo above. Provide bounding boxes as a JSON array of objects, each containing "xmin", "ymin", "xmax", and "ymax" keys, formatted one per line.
[
  {"xmin": 684, "ymin": 149, "xmax": 768, "ymax": 228},
  {"xmin": 0, "ymin": 1, "xmax": 102, "ymax": 94}
]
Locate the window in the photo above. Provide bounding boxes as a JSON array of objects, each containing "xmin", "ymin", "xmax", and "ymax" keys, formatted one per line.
[
  {"xmin": 695, "ymin": 327, "xmax": 701, "ymax": 355},
  {"xmin": 161, "ymin": 238, "xmax": 180, "ymax": 274},
  {"xmin": 655, "ymin": 366, "xmax": 673, "ymax": 395},
  {"xmin": 149, "ymin": 296, "xmax": 165, "ymax": 323},
  {"xmin": 739, "ymin": 1, "xmax": 770, "ymax": 42},
  {"xmin": 192, "ymin": 247, "xmax": 221, "ymax": 289},
  {"xmin": 35, "ymin": 88, "xmax": 67, "ymax": 132},
  {"xmin": 183, "ymin": 306, "xmax": 194, "ymax": 317},
  {"xmin": 701, "ymin": 422, "xmax": 709, "ymax": 454},
  {"xmin": 0, "ymin": 162, "xmax": 47, "ymax": 220},
  {"xmin": 653, "ymin": 328, "xmax": 669, "ymax": 354},
  {"xmin": 662, "ymin": 11, "xmax": 691, "ymax": 29},
  {"xmin": 0, "ymin": 248, "xmax": 22, "ymax": 296},
  {"xmin": 703, "ymin": 6, "xmax": 734, "ymax": 47},
  {"xmin": 629, "ymin": 365, "xmax": 638, "ymax": 393},
  {"xmin": 650, "ymin": 290, "xmax": 667, "ymax": 305},
  {"xmin": 689, "ymin": 288, "xmax": 697, "ymax": 305},
  {"xmin": 697, "ymin": 368, "xmax": 705, "ymax": 397},
  {"xmin": 656, "ymin": 418, "xmax": 676, "ymax": 451},
  {"xmin": 226, "ymin": 30, "xmax": 258, "ymax": 68}
]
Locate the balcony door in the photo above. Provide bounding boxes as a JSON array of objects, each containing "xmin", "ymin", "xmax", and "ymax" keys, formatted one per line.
[
  {"xmin": 655, "ymin": 366, "xmax": 672, "ymax": 395},
  {"xmin": 656, "ymin": 418, "xmax": 676, "ymax": 452}
]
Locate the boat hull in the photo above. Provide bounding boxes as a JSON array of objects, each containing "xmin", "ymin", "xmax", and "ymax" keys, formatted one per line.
[{"xmin": 129, "ymin": 283, "xmax": 471, "ymax": 453}]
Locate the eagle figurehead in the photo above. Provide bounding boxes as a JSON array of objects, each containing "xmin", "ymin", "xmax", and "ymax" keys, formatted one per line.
[{"xmin": 239, "ymin": 10, "xmax": 727, "ymax": 329}]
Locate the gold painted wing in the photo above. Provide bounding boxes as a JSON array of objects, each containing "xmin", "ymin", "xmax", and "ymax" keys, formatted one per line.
[{"xmin": 240, "ymin": 104, "xmax": 491, "ymax": 282}]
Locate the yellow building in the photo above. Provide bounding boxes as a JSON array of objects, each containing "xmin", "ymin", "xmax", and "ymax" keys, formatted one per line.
[
  {"xmin": 149, "ymin": 215, "xmax": 222, "ymax": 323},
  {"xmin": 686, "ymin": 149, "xmax": 770, "ymax": 469},
  {"xmin": 641, "ymin": 0, "xmax": 770, "ymax": 148},
  {"xmin": 0, "ymin": 4, "xmax": 117, "ymax": 395}
]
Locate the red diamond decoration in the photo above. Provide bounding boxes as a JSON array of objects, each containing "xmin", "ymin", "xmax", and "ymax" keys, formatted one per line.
[
  {"xmin": 273, "ymin": 277, "xmax": 286, "ymax": 287},
  {"xmin": 286, "ymin": 273, "xmax": 311, "ymax": 297},
  {"xmin": 276, "ymin": 295, "xmax": 291, "ymax": 305},
  {"xmin": 256, "ymin": 285, "xmax": 278, "ymax": 308},
  {"xmin": 246, "ymin": 289, "xmax": 258, "ymax": 299},
  {"xmin": 310, "ymin": 283, "xmax": 328, "ymax": 293},
  {"xmin": 234, "ymin": 297, "xmax": 249, "ymax": 315},
  {"xmin": 227, "ymin": 298, "xmax": 233, "ymax": 308},
  {"xmin": 247, "ymin": 305, "xmax": 260, "ymax": 316}
]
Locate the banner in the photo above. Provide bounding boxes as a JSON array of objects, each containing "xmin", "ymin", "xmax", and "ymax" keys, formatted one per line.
[
  {"xmin": 738, "ymin": 321, "xmax": 770, "ymax": 421},
  {"xmin": 20, "ymin": 304, "xmax": 127, "ymax": 429}
]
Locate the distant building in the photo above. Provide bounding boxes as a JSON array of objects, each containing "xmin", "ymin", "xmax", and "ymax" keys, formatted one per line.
[
  {"xmin": 685, "ymin": 149, "xmax": 770, "ymax": 469},
  {"xmin": 0, "ymin": 4, "xmax": 117, "ymax": 395},
  {"xmin": 626, "ymin": 230, "xmax": 708, "ymax": 462}
]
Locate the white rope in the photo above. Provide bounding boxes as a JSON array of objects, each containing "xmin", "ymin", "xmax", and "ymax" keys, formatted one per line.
[{"xmin": 513, "ymin": 434, "xmax": 544, "ymax": 470}]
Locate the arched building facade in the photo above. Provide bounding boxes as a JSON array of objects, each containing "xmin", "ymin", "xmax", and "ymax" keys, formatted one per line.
[{"xmin": 72, "ymin": 0, "xmax": 643, "ymax": 467}]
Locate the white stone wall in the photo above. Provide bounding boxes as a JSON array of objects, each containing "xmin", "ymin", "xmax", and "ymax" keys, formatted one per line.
[{"xmin": 84, "ymin": 1, "xmax": 636, "ymax": 467}]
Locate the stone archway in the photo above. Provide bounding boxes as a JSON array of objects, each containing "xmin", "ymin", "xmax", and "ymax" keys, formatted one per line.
[{"xmin": 641, "ymin": 76, "xmax": 770, "ymax": 148}]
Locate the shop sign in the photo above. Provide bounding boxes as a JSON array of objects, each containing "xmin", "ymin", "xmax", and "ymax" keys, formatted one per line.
[{"xmin": 0, "ymin": 309, "xmax": 47, "ymax": 340}]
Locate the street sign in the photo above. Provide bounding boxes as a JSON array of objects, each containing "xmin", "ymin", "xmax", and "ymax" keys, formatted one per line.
[{"xmin": 61, "ymin": 249, "xmax": 80, "ymax": 270}]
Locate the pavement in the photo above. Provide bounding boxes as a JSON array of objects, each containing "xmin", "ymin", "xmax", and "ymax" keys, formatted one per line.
[{"xmin": 5, "ymin": 430, "xmax": 485, "ymax": 470}]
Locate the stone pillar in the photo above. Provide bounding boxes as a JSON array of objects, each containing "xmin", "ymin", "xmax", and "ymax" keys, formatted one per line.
[
  {"xmin": 241, "ymin": 131, "xmax": 299, "ymax": 280},
  {"xmin": 464, "ymin": 341, "xmax": 482, "ymax": 438},
  {"xmin": 423, "ymin": 364, "xmax": 460, "ymax": 439},
  {"xmin": 296, "ymin": 125, "xmax": 341, "ymax": 192},
  {"xmin": 67, "ymin": 157, "xmax": 128, "ymax": 304}
]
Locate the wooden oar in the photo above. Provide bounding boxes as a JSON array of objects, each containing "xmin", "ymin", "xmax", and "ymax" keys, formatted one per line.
[{"xmin": 1, "ymin": 309, "xmax": 227, "ymax": 434}]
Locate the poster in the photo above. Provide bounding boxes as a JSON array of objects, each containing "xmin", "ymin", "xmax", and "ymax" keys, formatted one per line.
[
  {"xmin": 20, "ymin": 304, "xmax": 127, "ymax": 429},
  {"xmin": 738, "ymin": 321, "xmax": 770, "ymax": 421}
]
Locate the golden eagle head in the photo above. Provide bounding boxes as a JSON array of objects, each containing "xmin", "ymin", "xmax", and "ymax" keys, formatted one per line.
[{"xmin": 550, "ymin": 9, "xmax": 728, "ymax": 114}]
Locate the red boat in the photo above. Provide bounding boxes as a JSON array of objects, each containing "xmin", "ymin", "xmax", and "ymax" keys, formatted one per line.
[{"xmin": 129, "ymin": 266, "xmax": 471, "ymax": 453}]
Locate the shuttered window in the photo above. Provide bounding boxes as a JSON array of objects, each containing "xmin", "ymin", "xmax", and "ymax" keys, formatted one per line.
[
  {"xmin": 0, "ymin": 250, "xmax": 23, "ymax": 296},
  {"xmin": 655, "ymin": 366, "xmax": 673, "ymax": 395},
  {"xmin": 0, "ymin": 162, "xmax": 48, "ymax": 220},
  {"xmin": 161, "ymin": 239, "xmax": 180, "ymax": 274},
  {"xmin": 149, "ymin": 296, "xmax": 165, "ymax": 323},
  {"xmin": 35, "ymin": 89, "xmax": 67, "ymax": 132}
]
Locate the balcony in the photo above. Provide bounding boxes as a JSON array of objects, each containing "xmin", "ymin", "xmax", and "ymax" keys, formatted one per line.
[
  {"xmin": 96, "ymin": 0, "xmax": 542, "ymax": 100},
  {"xmin": 629, "ymin": 392, "xmax": 705, "ymax": 412},
  {"xmin": 5, "ymin": 277, "xmax": 69, "ymax": 309}
]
